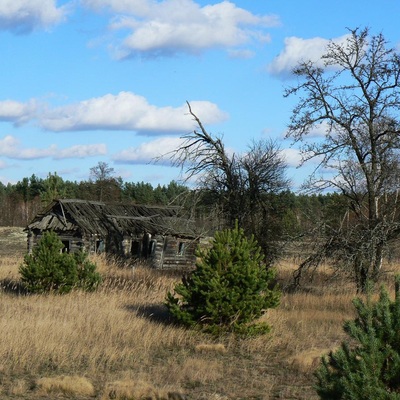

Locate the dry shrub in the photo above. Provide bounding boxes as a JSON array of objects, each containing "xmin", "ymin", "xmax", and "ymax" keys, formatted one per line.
[
  {"xmin": 36, "ymin": 375, "xmax": 95, "ymax": 396},
  {"xmin": 101, "ymin": 379, "xmax": 185, "ymax": 400},
  {"xmin": 287, "ymin": 348, "xmax": 336, "ymax": 372},
  {"xmin": 194, "ymin": 343, "xmax": 227, "ymax": 354}
]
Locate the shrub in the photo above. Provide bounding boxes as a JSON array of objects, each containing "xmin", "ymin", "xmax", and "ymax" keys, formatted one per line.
[
  {"xmin": 165, "ymin": 223, "xmax": 280, "ymax": 335},
  {"xmin": 315, "ymin": 276, "xmax": 400, "ymax": 399},
  {"xmin": 20, "ymin": 231, "xmax": 101, "ymax": 294}
]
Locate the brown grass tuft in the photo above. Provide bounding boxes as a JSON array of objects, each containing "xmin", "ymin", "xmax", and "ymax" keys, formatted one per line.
[
  {"xmin": 101, "ymin": 379, "xmax": 185, "ymax": 400},
  {"xmin": 288, "ymin": 348, "xmax": 337, "ymax": 373},
  {"xmin": 194, "ymin": 343, "xmax": 227, "ymax": 354},
  {"xmin": 36, "ymin": 375, "xmax": 95, "ymax": 396}
]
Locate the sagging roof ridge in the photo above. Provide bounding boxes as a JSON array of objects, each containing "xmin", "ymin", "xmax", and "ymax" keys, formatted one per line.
[{"xmin": 26, "ymin": 198, "xmax": 196, "ymax": 238}]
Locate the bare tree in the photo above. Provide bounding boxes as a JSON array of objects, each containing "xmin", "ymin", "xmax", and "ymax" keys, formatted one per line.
[
  {"xmin": 89, "ymin": 161, "xmax": 121, "ymax": 202},
  {"xmin": 285, "ymin": 27, "xmax": 400, "ymax": 292},
  {"xmin": 90, "ymin": 161, "xmax": 115, "ymax": 182},
  {"xmin": 172, "ymin": 102, "xmax": 289, "ymax": 259}
]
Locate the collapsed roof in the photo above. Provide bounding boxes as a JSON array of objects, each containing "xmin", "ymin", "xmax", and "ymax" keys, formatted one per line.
[{"xmin": 26, "ymin": 199, "xmax": 198, "ymax": 238}]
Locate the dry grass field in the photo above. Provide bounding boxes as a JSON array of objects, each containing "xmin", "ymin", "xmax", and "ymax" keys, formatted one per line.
[{"xmin": 0, "ymin": 227, "xmax": 399, "ymax": 399}]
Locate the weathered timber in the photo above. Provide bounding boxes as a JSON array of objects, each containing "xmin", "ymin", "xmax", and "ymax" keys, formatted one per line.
[{"xmin": 26, "ymin": 199, "xmax": 201, "ymax": 270}]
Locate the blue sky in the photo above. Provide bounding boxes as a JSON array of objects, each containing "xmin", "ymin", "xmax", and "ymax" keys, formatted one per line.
[{"xmin": 0, "ymin": 0, "xmax": 399, "ymax": 189}]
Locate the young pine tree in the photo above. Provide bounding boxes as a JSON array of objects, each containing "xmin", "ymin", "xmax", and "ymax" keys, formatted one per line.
[
  {"xmin": 315, "ymin": 276, "xmax": 400, "ymax": 399},
  {"xmin": 165, "ymin": 223, "xmax": 280, "ymax": 335},
  {"xmin": 20, "ymin": 231, "xmax": 101, "ymax": 294}
]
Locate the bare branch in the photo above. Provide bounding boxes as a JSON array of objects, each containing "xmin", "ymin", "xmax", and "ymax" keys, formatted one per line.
[{"xmin": 286, "ymin": 27, "xmax": 400, "ymax": 292}]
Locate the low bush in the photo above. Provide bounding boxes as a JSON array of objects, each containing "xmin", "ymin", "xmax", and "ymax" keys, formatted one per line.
[
  {"xmin": 165, "ymin": 223, "xmax": 280, "ymax": 335},
  {"xmin": 315, "ymin": 276, "xmax": 400, "ymax": 399},
  {"xmin": 20, "ymin": 231, "xmax": 101, "ymax": 294}
]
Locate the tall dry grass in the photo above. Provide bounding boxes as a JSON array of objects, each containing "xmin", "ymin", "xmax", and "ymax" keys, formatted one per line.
[
  {"xmin": 0, "ymin": 255, "xmax": 196, "ymax": 375},
  {"xmin": 0, "ymin": 253, "xmax": 399, "ymax": 399}
]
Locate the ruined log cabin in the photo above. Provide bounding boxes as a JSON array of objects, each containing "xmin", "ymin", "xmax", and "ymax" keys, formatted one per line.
[{"xmin": 26, "ymin": 199, "xmax": 201, "ymax": 270}]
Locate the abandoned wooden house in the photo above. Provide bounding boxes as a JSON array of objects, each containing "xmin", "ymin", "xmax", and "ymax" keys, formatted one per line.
[{"xmin": 25, "ymin": 199, "xmax": 201, "ymax": 269}]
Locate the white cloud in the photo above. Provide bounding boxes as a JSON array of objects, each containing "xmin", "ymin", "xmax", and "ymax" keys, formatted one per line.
[
  {"xmin": 0, "ymin": 92, "xmax": 227, "ymax": 134},
  {"xmin": 83, "ymin": 0, "xmax": 280, "ymax": 57},
  {"xmin": 54, "ymin": 144, "xmax": 107, "ymax": 159},
  {"xmin": 82, "ymin": 0, "xmax": 151, "ymax": 15},
  {"xmin": 0, "ymin": 136, "xmax": 20, "ymax": 155},
  {"xmin": 268, "ymin": 34, "xmax": 350, "ymax": 77},
  {"xmin": 113, "ymin": 136, "xmax": 185, "ymax": 165},
  {"xmin": 308, "ymin": 122, "xmax": 330, "ymax": 138},
  {"xmin": 0, "ymin": 0, "xmax": 69, "ymax": 33},
  {"xmin": 0, "ymin": 135, "xmax": 106, "ymax": 160},
  {"xmin": 0, "ymin": 99, "xmax": 38, "ymax": 124},
  {"xmin": 284, "ymin": 121, "xmax": 331, "ymax": 140},
  {"xmin": 38, "ymin": 92, "xmax": 228, "ymax": 133},
  {"xmin": 281, "ymin": 147, "xmax": 302, "ymax": 168}
]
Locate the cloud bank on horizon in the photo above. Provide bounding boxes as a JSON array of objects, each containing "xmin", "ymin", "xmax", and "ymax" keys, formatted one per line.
[{"xmin": 0, "ymin": 0, "xmax": 398, "ymax": 186}]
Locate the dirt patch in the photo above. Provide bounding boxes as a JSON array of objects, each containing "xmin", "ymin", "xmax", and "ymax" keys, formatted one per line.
[{"xmin": 0, "ymin": 227, "xmax": 27, "ymax": 257}]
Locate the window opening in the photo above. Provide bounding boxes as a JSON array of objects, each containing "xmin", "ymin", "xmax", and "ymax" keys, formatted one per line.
[
  {"xmin": 149, "ymin": 240, "xmax": 156, "ymax": 256},
  {"xmin": 62, "ymin": 240, "xmax": 70, "ymax": 253},
  {"xmin": 131, "ymin": 241, "xmax": 140, "ymax": 257},
  {"xmin": 178, "ymin": 242, "xmax": 186, "ymax": 256},
  {"xmin": 96, "ymin": 240, "xmax": 105, "ymax": 253}
]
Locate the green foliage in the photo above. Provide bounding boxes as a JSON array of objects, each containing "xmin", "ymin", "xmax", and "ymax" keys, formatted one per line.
[
  {"xmin": 315, "ymin": 276, "xmax": 400, "ymax": 399},
  {"xmin": 122, "ymin": 180, "xmax": 188, "ymax": 205},
  {"xmin": 165, "ymin": 223, "xmax": 280, "ymax": 335},
  {"xmin": 20, "ymin": 231, "xmax": 101, "ymax": 294},
  {"xmin": 40, "ymin": 172, "xmax": 67, "ymax": 205}
]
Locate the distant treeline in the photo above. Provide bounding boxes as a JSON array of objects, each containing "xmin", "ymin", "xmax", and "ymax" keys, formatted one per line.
[
  {"xmin": 0, "ymin": 173, "xmax": 189, "ymax": 226},
  {"xmin": 0, "ymin": 173, "xmax": 348, "ymax": 241}
]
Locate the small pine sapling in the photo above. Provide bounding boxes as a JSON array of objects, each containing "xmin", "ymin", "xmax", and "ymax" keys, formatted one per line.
[
  {"xmin": 20, "ymin": 231, "xmax": 101, "ymax": 294},
  {"xmin": 315, "ymin": 276, "xmax": 400, "ymax": 399},
  {"xmin": 166, "ymin": 223, "xmax": 280, "ymax": 335}
]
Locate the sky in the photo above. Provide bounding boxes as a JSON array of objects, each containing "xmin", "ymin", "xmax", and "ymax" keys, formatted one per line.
[{"xmin": 0, "ymin": 0, "xmax": 399, "ymax": 190}]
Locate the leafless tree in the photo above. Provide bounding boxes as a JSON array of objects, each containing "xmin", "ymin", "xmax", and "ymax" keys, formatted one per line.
[
  {"xmin": 89, "ymin": 161, "xmax": 121, "ymax": 202},
  {"xmin": 172, "ymin": 102, "xmax": 289, "ymax": 259},
  {"xmin": 285, "ymin": 27, "xmax": 400, "ymax": 292}
]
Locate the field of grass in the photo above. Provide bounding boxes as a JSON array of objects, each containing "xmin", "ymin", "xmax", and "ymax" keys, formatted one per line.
[{"xmin": 0, "ymin": 227, "xmax": 399, "ymax": 399}]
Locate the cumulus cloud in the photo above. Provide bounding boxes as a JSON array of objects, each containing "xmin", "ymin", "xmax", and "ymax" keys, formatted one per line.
[
  {"xmin": 113, "ymin": 136, "xmax": 185, "ymax": 165},
  {"xmin": 82, "ymin": 0, "xmax": 280, "ymax": 57},
  {"xmin": 268, "ymin": 34, "xmax": 350, "ymax": 77},
  {"xmin": 82, "ymin": 0, "xmax": 151, "ymax": 14},
  {"xmin": 33, "ymin": 92, "xmax": 227, "ymax": 134},
  {"xmin": 0, "ymin": 100, "xmax": 38, "ymax": 125},
  {"xmin": 0, "ymin": 135, "xmax": 106, "ymax": 160},
  {"xmin": 0, "ymin": 92, "xmax": 227, "ymax": 134},
  {"xmin": 0, "ymin": 0, "xmax": 69, "ymax": 34}
]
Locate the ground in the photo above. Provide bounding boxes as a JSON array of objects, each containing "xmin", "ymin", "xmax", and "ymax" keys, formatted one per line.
[
  {"xmin": 0, "ymin": 227, "xmax": 27, "ymax": 257},
  {"xmin": 0, "ymin": 225, "xmax": 366, "ymax": 399}
]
